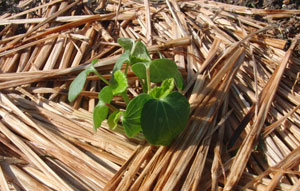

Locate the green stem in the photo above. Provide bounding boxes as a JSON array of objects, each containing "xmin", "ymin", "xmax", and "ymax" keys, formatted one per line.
[
  {"xmin": 105, "ymin": 103, "xmax": 118, "ymax": 112},
  {"xmin": 139, "ymin": 78, "xmax": 147, "ymax": 93},
  {"xmin": 130, "ymin": 42, "xmax": 137, "ymax": 56},
  {"xmin": 123, "ymin": 64, "xmax": 130, "ymax": 105},
  {"xmin": 146, "ymin": 67, "xmax": 151, "ymax": 93},
  {"xmin": 124, "ymin": 63, "xmax": 129, "ymax": 76},
  {"xmin": 94, "ymin": 69, "xmax": 110, "ymax": 85}
]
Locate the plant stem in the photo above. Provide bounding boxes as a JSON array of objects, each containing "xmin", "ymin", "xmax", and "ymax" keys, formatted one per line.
[
  {"xmin": 93, "ymin": 69, "xmax": 110, "ymax": 85},
  {"xmin": 124, "ymin": 63, "xmax": 129, "ymax": 76},
  {"xmin": 130, "ymin": 42, "xmax": 137, "ymax": 56},
  {"xmin": 139, "ymin": 78, "xmax": 147, "ymax": 93},
  {"xmin": 146, "ymin": 67, "xmax": 151, "ymax": 93},
  {"xmin": 105, "ymin": 103, "xmax": 118, "ymax": 112}
]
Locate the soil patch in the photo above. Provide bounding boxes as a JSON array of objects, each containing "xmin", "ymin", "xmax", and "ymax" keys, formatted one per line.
[{"xmin": 214, "ymin": 0, "xmax": 300, "ymax": 9}]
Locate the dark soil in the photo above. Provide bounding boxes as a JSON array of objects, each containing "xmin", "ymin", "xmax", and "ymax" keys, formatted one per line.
[
  {"xmin": 214, "ymin": 0, "xmax": 300, "ymax": 9},
  {"xmin": 0, "ymin": 0, "xmax": 22, "ymax": 15},
  {"xmin": 1, "ymin": 0, "xmax": 299, "ymax": 15},
  {"xmin": 1, "ymin": 0, "xmax": 299, "ymax": 16},
  {"xmin": 214, "ymin": 0, "xmax": 300, "ymax": 55}
]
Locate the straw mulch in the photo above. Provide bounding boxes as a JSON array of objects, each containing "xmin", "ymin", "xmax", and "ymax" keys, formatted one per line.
[{"xmin": 0, "ymin": 0, "xmax": 300, "ymax": 190}]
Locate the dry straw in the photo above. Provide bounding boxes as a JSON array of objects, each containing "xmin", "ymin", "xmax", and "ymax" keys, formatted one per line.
[{"xmin": 0, "ymin": 0, "xmax": 299, "ymax": 190}]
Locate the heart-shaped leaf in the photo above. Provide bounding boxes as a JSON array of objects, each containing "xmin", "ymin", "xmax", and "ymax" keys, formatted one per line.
[
  {"xmin": 93, "ymin": 103, "xmax": 109, "ymax": 130},
  {"xmin": 68, "ymin": 66, "xmax": 96, "ymax": 102},
  {"xmin": 93, "ymin": 86, "xmax": 113, "ymax": 130},
  {"xmin": 149, "ymin": 78, "xmax": 174, "ymax": 99},
  {"xmin": 131, "ymin": 41, "xmax": 151, "ymax": 65},
  {"xmin": 149, "ymin": 58, "xmax": 178, "ymax": 83},
  {"xmin": 118, "ymin": 38, "xmax": 135, "ymax": 51},
  {"xmin": 108, "ymin": 110, "xmax": 122, "ymax": 130},
  {"xmin": 98, "ymin": 86, "xmax": 113, "ymax": 102},
  {"xmin": 122, "ymin": 94, "xmax": 152, "ymax": 137},
  {"xmin": 174, "ymin": 70, "xmax": 184, "ymax": 90},
  {"xmin": 131, "ymin": 62, "xmax": 147, "ymax": 79},
  {"xmin": 110, "ymin": 70, "xmax": 128, "ymax": 95},
  {"xmin": 141, "ymin": 92, "xmax": 190, "ymax": 145}
]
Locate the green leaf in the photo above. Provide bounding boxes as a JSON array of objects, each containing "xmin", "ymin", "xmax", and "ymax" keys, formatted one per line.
[
  {"xmin": 98, "ymin": 86, "xmax": 113, "ymax": 102},
  {"xmin": 131, "ymin": 63, "xmax": 147, "ymax": 79},
  {"xmin": 68, "ymin": 66, "xmax": 96, "ymax": 102},
  {"xmin": 122, "ymin": 94, "xmax": 152, "ymax": 137},
  {"xmin": 141, "ymin": 92, "xmax": 190, "ymax": 145},
  {"xmin": 113, "ymin": 50, "xmax": 130, "ymax": 74},
  {"xmin": 174, "ymin": 70, "xmax": 184, "ymax": 90},
  {"xmin": 110, "ymin": 70, "xmax": 128, "ymax": 95},
  {"xmin": 93, "ymin": 86, "xmax": 113, "ymax": 130},
  {"xmin": 131, "ymin": 41, "xmax": 151, "ymax": 65},
  {"xmin": 108, "ymin": 110, "xmax": 122, "ymax": 130},
  {"xmin": 118, "ymin": 38, "xmax": 135, "ymax": 51},
  {"xmin": 93, "ymin": 103, "xmax": 109, "ymax": 130},
  {"xmin": 149, "ymin": 58, "xmax": 178, "ymax": 83},
  {"xmin": 149, "ymin": 78, "xmax": 175, "ymax": 99}
]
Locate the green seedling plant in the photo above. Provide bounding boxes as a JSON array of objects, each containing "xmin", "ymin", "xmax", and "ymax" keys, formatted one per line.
[{"xmin": 68, "ymin": 38, "xmax": 190, "ymax": 145}]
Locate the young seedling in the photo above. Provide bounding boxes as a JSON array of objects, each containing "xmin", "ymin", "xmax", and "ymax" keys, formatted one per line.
[{"xmin": 68, "ymin": 38, "xmax": 190, "ymax": 145}]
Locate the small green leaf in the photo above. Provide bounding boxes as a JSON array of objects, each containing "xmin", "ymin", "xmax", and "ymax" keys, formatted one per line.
[
  {"xmin": 149, "ymin": 58, "xmax": 178, "ymax": 83},
  {"xmin": 93, "ymin": 102, "xmax": 109, "ymax": 130},
  {"xmin": 113, "ymin": 50, "xmax": 130, "ymax": 74},
  {"xmin": 174, "ymin": 70, "xmax": 184, "ymax": 90},
  {"xmin": 108, "ymin": 110, "xmax": 122, "ymax": 130},
  {"xmin": 68, "ymin": 66, "xmax": 96, "ymax": 102},
  {"xmin": 122, "ymin": 94, "xmax": 152, "ymax": 137},
  {"xmin": 118, "ymin": 38, "xmax": 135, "ymax": 51},
  {"xmin": 98, "ymin": 86, "xmax": 113, "ymax": 102},
  {"xmin": 68, "ymin": 71, "xmax": 88, "ymax": 102},
  {"xmin": 131, "ymin": 41, "xmax": 151, "ymax": 65},
  {"xmin": 141, "ymin": 92, "xmax": 190, "ymax": 145},
  {"xmin": 110, "ymin": 70, "xmax": 128, "ymax": 95},
  {"xmin": 131, "ymin": 63, "xmax": 147, "ymax": 79},
  {"xmin": 93, "ymin": 86, "xmax": 113, "ymax": 130},
  {"xmin": 149, "ymin": 78, "xmax": 175, "ymax": 99}
]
